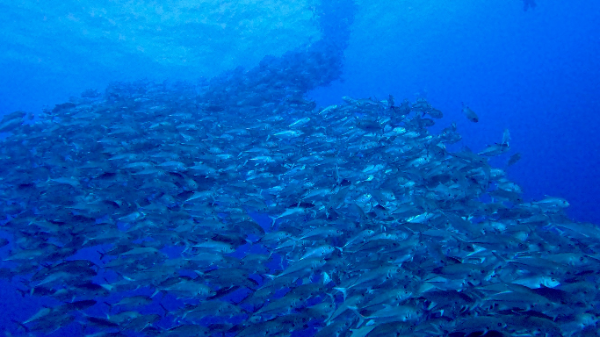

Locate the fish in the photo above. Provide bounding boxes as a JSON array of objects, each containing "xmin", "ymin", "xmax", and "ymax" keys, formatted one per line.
[
  {"xmin": 462, "ymin": 102, "xmax": 479, "ymax": 122},
  {"xmin": 507, "ymin": 152, "xmax": 522, "ymax": 167},
  {"xmin": 107, "ymin": 295, "xmax": 153, "ymax": 310},
  {"xmin": 532, "ymin": 196, "xmax": 570, "ymax": 208}
]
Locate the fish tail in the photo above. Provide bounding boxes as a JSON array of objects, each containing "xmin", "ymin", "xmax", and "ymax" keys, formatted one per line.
[
  {"xmin": 333, "ymin": 287, "xmax": 347, "ymax": 300},
  {"xmin": 159, "ymin": 303, "xmax": 169, "ymax": 317},
  {"xmin": 11, "ymin": 320, "xmax": 29, "ymax": 333},
  {"xmin": 14, "ymin": 288, "xmax": 26, "ymax": 297},
  {"xmin": 103, "ymin": 301, "xmax": 113, "ymax": 313},
  {"xmin": 97, "ymin": 249, "xmax": 106, "ymax": 261},
  {"xmin": 347, "ymin": 305, "xmax": 366, "ymax": 327}
]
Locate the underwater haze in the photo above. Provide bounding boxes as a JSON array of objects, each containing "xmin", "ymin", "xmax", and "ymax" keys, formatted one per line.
[{"xmin": 1, "ymin": 0, "xmax": 600, "ymax": 336}]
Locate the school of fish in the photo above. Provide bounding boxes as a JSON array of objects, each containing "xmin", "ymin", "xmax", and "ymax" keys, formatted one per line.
[
  {"xmin": 0, "ymin": 61, "xmax": 599, "ymax": 337},
  {"xmin": 0, "ymin": 0, "xmax": 595, "ymax": 335}
]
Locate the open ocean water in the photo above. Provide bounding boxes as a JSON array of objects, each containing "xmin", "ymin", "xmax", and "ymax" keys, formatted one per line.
[{"xmin": 0, "ymin": 1, "xmax": 599, "ymax": 336}]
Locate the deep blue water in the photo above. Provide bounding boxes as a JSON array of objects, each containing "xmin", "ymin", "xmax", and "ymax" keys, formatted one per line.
[{"xmin": 1, "ymin": 0, "xmax": 599, "ymax": 335}]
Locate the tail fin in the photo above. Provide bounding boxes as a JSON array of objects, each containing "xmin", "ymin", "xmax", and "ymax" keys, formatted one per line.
[
  {"xmin": 11, "ymin": 320, "xmax": 29, "ymax": 333},
  {"xmin": 160, "ymin": 303, "xmax": 169, "ymax": 317},
  {"xmin": 348, "ymin": 306, "xmax": 366, "ymax": 328},
  {"xmin": 333, "ymin": 287, "xmax": 347, "ymax": 300},
  {"xmin": 270, "ymin": 216, "xmax": 277, "ymax": 229}
]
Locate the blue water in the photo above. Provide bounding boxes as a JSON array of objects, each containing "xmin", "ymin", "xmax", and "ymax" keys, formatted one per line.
[{"xmin": 1, "ymin": 0, "xmax": 599, "ymax": 335}]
